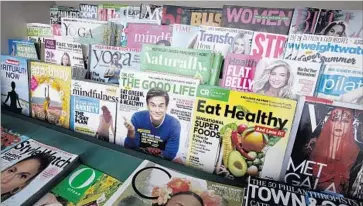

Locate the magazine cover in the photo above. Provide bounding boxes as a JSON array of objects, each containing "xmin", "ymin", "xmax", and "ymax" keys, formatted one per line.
[
  {"xmin": 293, "ymin": 35, "xmax": 363, "ymax": 66},
  {"xmin": 8, "ymin": 39, "xmax": 38, "ymax": 60},
  {"xmin": 89, "ymin": 44, "xmax": 141, "ymax": 84},
  {"xmin": 44, "ymin": 39, "xmax": 86, "ymax": 80},
  {"xmin": 281, "ymin": 96, "xmax": 363, "ymax": 199},
  {"xmin": 316, "ymin": 63, "xmax": 363, "ymax": 104},
  {"xmin": 288, "ymin": 7, "xmax": 320, "ymax": 35},
  {"xmin": 187, "ymin": 85, "xmax": 297, "ymax": 182},
  {"xmin": 1, "ymin": 55, "xmax": 30, "ymax": 116},
  {"xmin": 70, "ymin": 80, "xmax": 119, "ymax": 143},
  {"xmin": 162, "ymin": 5, "xmax": 222, "ymax": 26},
  {"xmin": 109, "ymin": 18, "xmax": 160, "ymax": 47},
  {"xmin": 97, "ymin": 3, "xmax": 127, "ymax": 21},
  {"xmin": 27, "ymin": 23, "xmax": 52, "ymax": 43},
  {"xmin": 30, "ymin": 62, "xmax": 72, "ymax": 128},
  {"xmin": 0, "ymin": 139, "xmax": 78, "ymax": 206},
  {"xmin": 105, "ymin": 160, "xmax": 244, "ymax": 206},
  {"xmin": 50, "ymin": 6, "xmax": 79, "ymax": 36},
  {"xmin": 250, "ymin": 31, "xmax": 288, "ymax": 59},
  {"xmin": 126, "ymin": 24, "xmax": 172, "ymax": 49},
  {"xmin": 220, "ymin": 54, "xmax": 261, "ymax": 92},
  {"xmin": 1, "ymin": 127, "xmax": 29, "ymax": 154},
  {"xmin": 171, "ymin": 24, "xmax": 201, "ymax": 49},
  {"xmin": 314, "ymin": 10, "xmax": 363, "ymax": 38},
  {"xmin": 139, "ymin": 4, "xmax": 162, "ymax": 24},
  {"xmin": 34, "ymin": 164, "xmax": 122, "ymax": 206},
  {"xmin": 61, "ymin": 18, "xmax": 111, "ymax": 45},
  {"xmin": 252, "ymin": 58, "xmax": 323, "ymax": 100},
  {"xmin": 116, "ymin": 69, "xmax": 200, "ymax": 164},
  {"xmin": 140, "ymin": 44, "xmax": 216, "ymax": 85},
  {"xmin": 222, "ymin": 5, "xmax": 294, "ymax": 35},
  {"xmin": 120, "ymin": 6, "xmax": 141, "ymax": 19},
  {"xmin": 79, "ymin": 4, "xmax": 98, "ymax": 19},
  {"xmin": 245, "ymin": 176, "xmax": 363, "ymax": 206},
  {"xmin": 192, "ymin": 25, "xmax": 254, "ymax": 57}
]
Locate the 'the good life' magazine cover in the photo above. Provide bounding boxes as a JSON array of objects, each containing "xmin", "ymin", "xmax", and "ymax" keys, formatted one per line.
[
  {"xmin": 105, "ymin": 160, "xmax": 244, "ymax": 206},
  {"xmin": 116, "ymin": 69, "xmax": 200, "ymax": 165}
]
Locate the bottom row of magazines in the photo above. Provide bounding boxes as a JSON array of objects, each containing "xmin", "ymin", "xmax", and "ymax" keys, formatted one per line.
[{"xmin": 1, "ymin": 129, "xmax": 363, "ymax": 206}]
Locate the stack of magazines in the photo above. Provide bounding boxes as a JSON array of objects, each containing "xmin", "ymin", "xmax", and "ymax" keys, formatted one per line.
[{"xmin": 1, "ymin": 2, "xmax": 362, "ymax": 204}]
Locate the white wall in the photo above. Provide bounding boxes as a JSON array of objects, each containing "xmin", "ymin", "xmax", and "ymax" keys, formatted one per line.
[
  {"xmin": 1, "ymin": 1, "xmax": 363, "ymax": 54},
  {"xmin": 1, "ymin": 1, "xmax": 55, "ymax": 53}
]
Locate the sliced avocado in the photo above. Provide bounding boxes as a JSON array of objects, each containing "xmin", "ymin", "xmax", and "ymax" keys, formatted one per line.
[{"xmin": 228, "ymin": 150, "xmax": 248, "ymax": 177}]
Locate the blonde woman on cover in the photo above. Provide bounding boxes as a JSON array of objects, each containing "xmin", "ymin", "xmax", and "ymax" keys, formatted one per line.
[
  {"xmin": 253, "ymin": 60, "xmax": 295, "ymax": 98},
  {"xmin": 229, "ymin": 33, "xmax": 251, "ymax": 55},
  {"xmin": 96, "ymin": 106, "xmax": 114, "ymax": 142}
]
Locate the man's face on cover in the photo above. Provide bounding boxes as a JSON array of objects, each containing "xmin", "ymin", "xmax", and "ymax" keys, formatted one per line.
[{"xmin": 147, "ymin": 96, "xmax": 167, "ymax": 123}]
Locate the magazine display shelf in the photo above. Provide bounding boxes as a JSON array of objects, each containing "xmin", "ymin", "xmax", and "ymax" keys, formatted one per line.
[{"xmin": 1, "ymin": 110, "xmax": 245, "ymax": 188}]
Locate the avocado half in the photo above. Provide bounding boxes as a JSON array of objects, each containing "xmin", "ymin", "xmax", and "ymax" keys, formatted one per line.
[{"xmin": 228, "ymin": 150, "xmax": 248, "ymax": 177}]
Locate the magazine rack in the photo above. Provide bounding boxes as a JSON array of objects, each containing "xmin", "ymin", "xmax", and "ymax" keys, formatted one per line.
[{"xmin": 1, "ymin": 110, "xmax": 244, "ymax": 187}]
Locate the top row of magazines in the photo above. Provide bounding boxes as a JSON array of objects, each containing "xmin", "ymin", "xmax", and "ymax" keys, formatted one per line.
[{"xmin": 1, "ymin": 2, "xmax": 363, "ymax": 202}]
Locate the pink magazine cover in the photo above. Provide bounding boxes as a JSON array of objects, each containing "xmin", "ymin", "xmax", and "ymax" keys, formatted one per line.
[
  {"xmin": 126, "ymin": 23, "xmax": 172, "ymax": 49},
  {"xmin": 250, "ymin": 31, "xmax": 288, "ymax": 59},
  {"xmin": 220, "ymin": 53, "xmax": 261, "ymax": 92}
]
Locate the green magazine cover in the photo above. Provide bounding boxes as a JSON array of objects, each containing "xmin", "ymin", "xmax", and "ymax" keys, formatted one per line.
[
  {"xmin": 140, "ymin": 44, "xmax": 217, "ymax": 85},
  {"xmin": 34, "ymin": 164, "xmax": 122, "ymax": 206}
]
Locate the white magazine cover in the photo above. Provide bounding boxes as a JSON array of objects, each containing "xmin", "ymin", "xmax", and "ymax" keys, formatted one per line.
[
  {"xmin": 293, "ymin": 34, "xmax": 363, "ymax": 66},
  {"xmin": 252, "ymin": 58, "xmax": 323, "ymax": 100},
  {"xmin": 0, "ymin": 139, "xmax": 78, "ymax": 206},
  {"xmin": 139, "ymin": 4, "xmax": 162, "ymax": 24},
  {"xmin": 70, "ymin": 80, "xmax": 119, "ymax": 143},
  {"xmin": 44, "ymin": 38, "xmax": 86, "ymax": 80},
  {"xmin": 119, "ymin": 6, "xmax": 141, "ymax": 19},
  {"xmin": 316, "ymin": 63, "xmax": 363, "ymax": 104},
  {"xmin": 193, "ymin": 25, "xmax": 254, "ymax": 57},
  {"xmin": 0, "ymin": 55, "xmax": 30, "ymax": 116},
  {"xmin": 89, "ymin": 44, "xmax": 141, "ymax": 84},
  {"xmin": 171, "ymin": 24, "xmax": 200, "ymax": 49},
  {"xmin": 116, "ymin": 69, "xmax": 200, "ymax": 165},
  {"xmin": 27, "ymin": 23, "xmax": 53, "ymax": 43},
  {"xmin": 61, "ymin": 18, "xmax": 111, "ymax": 45},
  {"xmin": 105, "ymin": 160, "xmax": 244, "ymax": 206},
  {"xmin": 250, "ymin": 31, "xmax": 288, "ymax": 59}
]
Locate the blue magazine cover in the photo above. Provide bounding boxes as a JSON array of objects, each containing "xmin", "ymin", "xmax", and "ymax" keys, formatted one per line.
[
  {"xmin": 1, "ymin": 55, "xmax": 31, "ymax": 116},
  {"xmin": 8, "ymin": 39, "xmax": 39, "ymax": 60}
]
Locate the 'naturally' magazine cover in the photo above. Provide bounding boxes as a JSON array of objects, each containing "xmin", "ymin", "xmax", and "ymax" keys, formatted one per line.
[
  {"xmin": 34, "ymin": 164, "xmax": 122, "ymax": 206},
  {"xmin": 30, "ymin": 61, "xmax": 72, "ymax": 128},
  {"xmin": 105, "ymin": 160, "xmax": 244, "ymax": 206},
  {"xmin": 187, "ymin": 85, "xmax": 297, "ymax": 182},
  {"xmin": 116, "ymin": 69, "xmax": 200, "ymax": 165},
  {"xmin": 1, "ymin": 55, "xmax": 30, "ymax": 116},
  {"xmin": 71, "ymin": 80, "xmax": 119, "ymax": 143}
]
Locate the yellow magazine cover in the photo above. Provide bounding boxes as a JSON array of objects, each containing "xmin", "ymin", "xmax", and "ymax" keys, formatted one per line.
[
  {"xmin": 186, "ymin": 85, "xmax": 297, "ymax": 182},
  {"xmin": 30, "ymin": 61, "xmax": 71, "ymax": 128}
]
